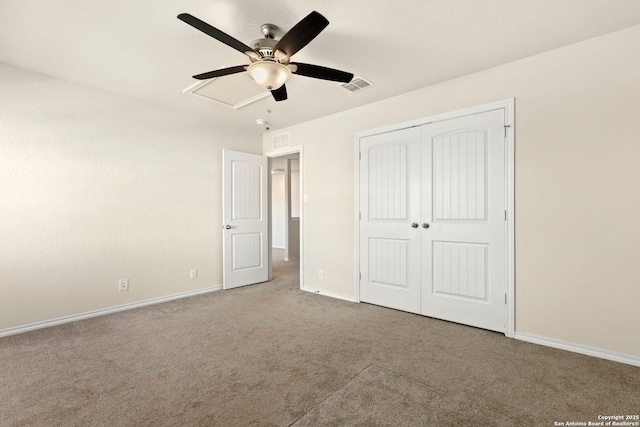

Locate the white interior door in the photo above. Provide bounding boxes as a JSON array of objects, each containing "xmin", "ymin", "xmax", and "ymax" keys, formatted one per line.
[
  {"xmin": 420, "ymin": 109, "xmax": 506, "ymax": 332},
  {"xmin": 359, "ymin": 127, "xmax": 422, "ymax": 314},
  {"xmin": 222, "ymin": 149, "xmax": 268, "ymax": 289}
]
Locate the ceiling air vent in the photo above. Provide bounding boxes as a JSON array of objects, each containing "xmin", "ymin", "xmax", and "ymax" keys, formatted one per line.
[
  {"xmin": 339, "ymin": 76, "xmax": 373, "ymax": 93},
  {"xmin": 273, "ymin": 132, "xmax": 290, "ymax": 150}
]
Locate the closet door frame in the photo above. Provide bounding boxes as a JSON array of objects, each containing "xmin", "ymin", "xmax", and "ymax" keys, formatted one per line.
[{"xmin": 354, "ymin": 99, "xmax": 515, "ymax": 338}]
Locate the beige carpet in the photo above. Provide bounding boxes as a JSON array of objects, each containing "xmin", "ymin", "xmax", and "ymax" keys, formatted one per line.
[
  {"xmin": 291, "ymin": 365, "xmax": 520, "ymax": 426},
  {"xmin": 1, "ymin": 250, "xmax": 638, "ymax": 426}
]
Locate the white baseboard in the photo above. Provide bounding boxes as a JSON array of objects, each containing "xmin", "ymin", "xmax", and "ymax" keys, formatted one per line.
[
  {"xmin": 5, "ymin": 287, "xmax": 637, "ymax": 368},
  {"xmin": 0, "ymin": 285, "xmax": 223, "ymax": 338},
  {"xmin": 272, "ymin": 246, "xmax": 285, "ymax": 249},
  {"xmin": 514, "ymin": 332, "xmax": 640, "ymax": 367},
  {"xmin": 300, "ymin": 287, "xmax": 358, "ymax": 303}
]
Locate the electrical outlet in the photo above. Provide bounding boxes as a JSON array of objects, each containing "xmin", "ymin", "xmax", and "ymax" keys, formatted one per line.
[
  {"xmin": 118, "ymin": 278, "xmax": 129, "ymax": 291},
  {"xmin": 318, "ymin": 270, "xmax": 324, "ymax": 280},
  {"xmin": 190, "ymin": 269, "xmax": 198, "ymax": 280},
  {"xmin": 303, "ymin": 194, "xmax": 309, "ymax": 203}
]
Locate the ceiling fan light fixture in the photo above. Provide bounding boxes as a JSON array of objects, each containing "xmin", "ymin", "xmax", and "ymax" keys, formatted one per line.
[{"xmin": 247, "ymin": 61, "xmax": 291, "ymax": 90}]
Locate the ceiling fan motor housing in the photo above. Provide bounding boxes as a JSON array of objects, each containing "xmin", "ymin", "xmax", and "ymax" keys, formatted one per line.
[{"xmin": 251, "ymin": 36, "xmax": 278, "ymax": 59}]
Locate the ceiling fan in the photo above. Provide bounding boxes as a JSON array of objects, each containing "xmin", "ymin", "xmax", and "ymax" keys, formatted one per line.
[{"xmin": 177, "ymin": 11, "xmax": 354, "ymax": 102}]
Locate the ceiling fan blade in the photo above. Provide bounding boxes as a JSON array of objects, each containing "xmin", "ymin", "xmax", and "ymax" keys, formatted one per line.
[
  {"xmin": 178, "ymin": 13, "xmax": 254, "ymax": 56},
  {"xmin": 290, "ymin": 63, "xmax": 353, "ymax": 83},
  {"xmin": 273, "ymin": 11, "xmax": 329, "ymax": 59},
  {"xmin": 192, "ymin": 65, "xmax": 247, "ymax": 80},
  {"xmin": 271, "ymin": 85, "xmax": 288, "ymax": 102}
]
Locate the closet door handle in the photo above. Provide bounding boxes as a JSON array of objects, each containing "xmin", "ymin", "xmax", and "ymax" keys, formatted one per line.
[
  {"xmin": 422, "ymin": 223, "xmax": 430, "ymax": 229},
  {"xmin": 225, "ymin": 225, "xmax": 232, "ymax": 230},
  {"xmin": 411, "ymin": 223, "xmax": 419, "ymax": 228}
]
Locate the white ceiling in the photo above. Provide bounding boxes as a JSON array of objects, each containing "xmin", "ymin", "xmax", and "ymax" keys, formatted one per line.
[{"xmin": 2, "ymin": 0, "xmax": 640, "ymax": 135}]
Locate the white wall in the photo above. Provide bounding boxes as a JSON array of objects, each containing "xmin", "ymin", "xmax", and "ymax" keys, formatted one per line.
[
  {"xmin": 271, "ymin": 173, "xmax": 286, "ymax": 248},
  {"xmin": 263, "ymin": 25, "xmax": 640, "ymax": 357},
  {"xmin": 290, "ymin": 160, "xmax": 300, "ymax": 218},
  {"xmin": 286, "ymin": 159, "xmax": 300, "ymax": 261},
  {"xmin": 287, "ymin": 217, "xmax": 300, "ymax": 261},
  {"xmin": 0, "ymin": 64, "xmax": 261, "ymax": 331}
]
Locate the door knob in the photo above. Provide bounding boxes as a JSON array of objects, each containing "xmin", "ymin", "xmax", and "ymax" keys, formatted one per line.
[
  {"xmin": 225, "ymin": 225, "xmax": 232, "ymax": 230},
  {"xmin": 411, "ymin": 223, "xmax": 419, "ymax": 228},
  {"xmin": 422, "ymin": 223, "xmax": 430, "ymax": 229}
]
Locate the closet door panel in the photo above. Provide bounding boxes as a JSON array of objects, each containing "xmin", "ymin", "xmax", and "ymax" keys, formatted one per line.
[
  {"xmin": 420, "ymin": 109, "xmax": 507, "ymax": 333},
  {"xmin": 359, "ymin": 127, "xmax": 421, "ymax": 314}
]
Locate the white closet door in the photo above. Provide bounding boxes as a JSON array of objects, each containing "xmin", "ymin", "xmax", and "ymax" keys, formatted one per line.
[
  {"xmin": 420, "ymin": 109, "xmax": 506, "ymax": 332},
  {"xmin": 222, "ymin": 149, "xmax": 269, "ymax": 289},
  {"xmin": 359, "ymin": 127, "xmax": 421, "ymax": 314}
]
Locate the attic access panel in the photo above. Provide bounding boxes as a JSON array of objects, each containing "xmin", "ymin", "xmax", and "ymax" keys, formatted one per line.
[{"xmin": 183, "ymin": 72, "xmax": 270, "ymax": 109}]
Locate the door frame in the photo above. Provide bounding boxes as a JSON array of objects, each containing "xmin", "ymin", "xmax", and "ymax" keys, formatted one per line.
[
  {"xmin": 265, "ymin": 145, "xmax": 304, "ymax": 289},
  {"xmin": 354, "ymin": 99, "xmax": 515, "ymax": 337}
]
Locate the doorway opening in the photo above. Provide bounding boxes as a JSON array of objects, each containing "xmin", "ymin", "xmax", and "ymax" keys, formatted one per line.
[{"xmin": 268, "ymin": 149, "xmax": 303, "ymax": 287}]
